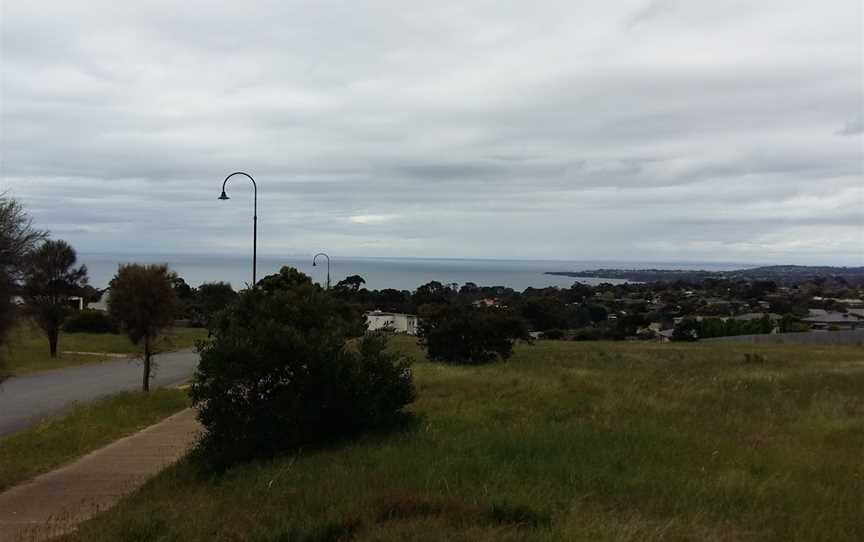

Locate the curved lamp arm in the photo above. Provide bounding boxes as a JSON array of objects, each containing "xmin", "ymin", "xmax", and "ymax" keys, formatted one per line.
[
  {"xmin": 218, "ymin": 171, "xmax": 258, "ymax": 286},
  {"xmin": 313, "ymin": 252, "xmax": 331, "ymax": 289}
]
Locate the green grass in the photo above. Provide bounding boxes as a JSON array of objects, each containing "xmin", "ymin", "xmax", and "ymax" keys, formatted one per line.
[
  {"xmin": 64, "ymin": 339, "xmax": 864, "ymax": 541},
  {"xmin": 0, "ymin": 388, "xmax": 189, "ymax": 492},
  {"xmin": 2, "ymin": 322, "xmax": 207, "ymax": 375}
]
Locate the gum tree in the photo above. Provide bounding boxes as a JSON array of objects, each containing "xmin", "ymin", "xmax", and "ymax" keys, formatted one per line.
[{"xmin": 108, "ymin": 264, "xmax": 177, "ymax": 391}]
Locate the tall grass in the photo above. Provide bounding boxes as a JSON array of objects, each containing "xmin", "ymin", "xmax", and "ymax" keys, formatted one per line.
[{"xmin": 64, "ymin": 339, "xmax": 864, "ymax": 541}]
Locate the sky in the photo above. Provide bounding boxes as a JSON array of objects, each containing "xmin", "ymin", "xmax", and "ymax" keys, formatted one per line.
[{"xmin": 1, "ymin": 0, "xmax": 862, "ymax": 265}]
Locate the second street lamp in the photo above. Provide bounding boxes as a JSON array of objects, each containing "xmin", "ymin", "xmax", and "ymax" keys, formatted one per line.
[
  {"xmin": 218, "ymin": 171, "xmax": 258, "ymax": 287},
  {"xmin": 313, "ymin": 252, "xmax": 330, "ymax": 290}
]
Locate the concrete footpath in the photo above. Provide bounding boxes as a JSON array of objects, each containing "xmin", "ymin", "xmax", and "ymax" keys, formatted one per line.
[{"xmin": 0, "ymin": 408, "xmax": 202, "ymax": 541}]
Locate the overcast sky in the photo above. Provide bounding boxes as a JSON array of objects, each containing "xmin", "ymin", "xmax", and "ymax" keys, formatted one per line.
[{"xmin": 1, "ymin": 0, "xmax": 862, "ymax": 265}]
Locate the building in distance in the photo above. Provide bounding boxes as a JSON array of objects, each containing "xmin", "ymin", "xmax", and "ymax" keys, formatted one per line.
[{"xmin": 365, "ymin": 311, "xmax": 418, "ymax": 336}]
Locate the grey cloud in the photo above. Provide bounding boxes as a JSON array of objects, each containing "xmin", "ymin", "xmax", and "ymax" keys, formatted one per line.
[
  {"xmin": 836, "ymin": 117, "xmax": 864, "ymax": 136},
  {"xmin": 625, "ymin": 0, "xmax": 675, "ymax": 29},
  {"xmin": 1, "ymin": 0, "xmax": 862, "ymax": 265}
]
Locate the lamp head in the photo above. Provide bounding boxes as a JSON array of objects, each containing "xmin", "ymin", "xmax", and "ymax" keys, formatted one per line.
[
  {"xmin": 312, "ymin": 261, "xmax": 317, "ymax": 267},
  {"xmin": 218, "ymin": 191, "xmax": 230, "ymax": 200}
]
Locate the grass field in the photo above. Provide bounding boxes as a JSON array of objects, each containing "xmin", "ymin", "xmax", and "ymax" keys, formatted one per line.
[
  {"xmin": 63, "ymin": 338, "xmax": 864, "ymax": 541},
  {"xmin": 0, "ymin": 388, "xmax": 189, "ymax": 492},
  {"xmin": 1, "ymin": 322, "xmax": 207, "ymax": 375}
]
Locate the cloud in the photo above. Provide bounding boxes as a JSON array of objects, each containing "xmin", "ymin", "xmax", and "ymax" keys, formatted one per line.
[
  {"xmin": 625, "ymin": 0, "xmax": 675, "ymax": 29},
  {"xmin": 349, "ymin": 214, "xmax": 400, "ymax": 225},
  {"xmin": 0, "ymin": 0, "xmax": 861, "ymax": 266},
  {"xmin": 836, "ymin": 116, "xmax": 864, "ymax": 136}
]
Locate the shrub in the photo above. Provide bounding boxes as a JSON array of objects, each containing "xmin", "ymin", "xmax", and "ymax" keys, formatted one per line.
[
  {"xmin": 62, "ymin": 309, "xmax": 117, "ymax": 333},
  {"xmin": 672, "ymin": 319, "xmax": 699, "ymax": 342},
  {"xmin": 190, "ymin": 273, "xmax": 415, "ymax": 467},
  {"xmin": 418, "ymin": 302, "xmax": 530, "ymax": 364},
  {"xmin": 571, "ymin": 327, "xmax": 604, "ymax": 341},
  {"xmin": 540, "ymin": 328, "xmax": 565, "ymax": 340}
]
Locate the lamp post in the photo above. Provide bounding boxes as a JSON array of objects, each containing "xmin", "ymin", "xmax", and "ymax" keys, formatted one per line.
[
  {"xmin": 313, "ymin": 252, "xmax": 330, "ymax": 290},
  {"xmin": 218, "ymin": 172, "xmax": 258, "ymax": 287}
]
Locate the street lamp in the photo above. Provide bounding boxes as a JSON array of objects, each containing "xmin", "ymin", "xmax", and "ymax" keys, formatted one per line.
[
  {"xmin": 218, "ymin": 171, "xmax": 258, "ymax": 286},
  {"xmin": 313, "ymin": 252, "xmax": 330, "ymax": 290}
]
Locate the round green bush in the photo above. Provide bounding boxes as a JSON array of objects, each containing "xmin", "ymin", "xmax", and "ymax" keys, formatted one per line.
[{"xmin": 418, "ymin": 302, "xmax": 531, "ymax": 364}]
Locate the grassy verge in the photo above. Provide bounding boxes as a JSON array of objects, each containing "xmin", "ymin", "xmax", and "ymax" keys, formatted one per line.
[
  {"xmin": 64, "ymin": 338, "xmax": 864, "ymax": 541},
  {"xmin": 2, "ymin": 322, "xmax": 207, "ymax": 375},
  {"xmin": 0, "ymin": 388, "xmax": 189, "ymax": 492}
]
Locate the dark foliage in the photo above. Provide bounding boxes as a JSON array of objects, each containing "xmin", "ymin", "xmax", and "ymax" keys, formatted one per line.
[
  {"xmin": 170, "ymin": 275, "xmax": 196, "ymax": 319},
  {"xmin": 191, "ymin": 270, "xmax": 415, "ymax": 468},
  {"xmin": 62, "ymin": 309, "xmax": 118, "ymax": 333},
  {"xmin": 256, "ymin": 266, "xmax": 313, "ymax": 293},
  {"xmin": 0, "ymin": 272, "xmax": 17, "ymax": 381},
  {"xmin": 0, "ymin": 196, "xmax": 46, "ymax": 380},
  {"xmin": 22, "ymin": 239, "xmax": 88, "ymax": 357},
  {"xmin": 193, "ymin": 281, "xmax": 237, "ymax": 328},
  {"xmin": 413, "ymin": 281, "xmax": 454, "ymax": 308},
  {"xmin": 672, "ymin": 319, "xmax": 699, "ymax": 342},
  {"xmin": 540, "ymin": 328, "xmax": 565, "ymax": 340},
  {"xmin": 418, "ymin": 302, "xmax": 531, "ymax": 364},
  {"xmin": 335, "ymin": 274, "xmax": 366, "ymax": 291},
  {"xmin": 696, "ymin": 315, "xmax": 774, "ymax": 338},
  {"xmin": 109, "ymin": 264, "xmax": 177, "ymax": 391}
]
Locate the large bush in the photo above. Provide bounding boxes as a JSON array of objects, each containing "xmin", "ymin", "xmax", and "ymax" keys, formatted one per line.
[
  {"xmin": 418, "ymin": 302, "xmax": 530, "ymax": 364},
  {"xmin": 191, "ymin": 269, "xmax": 415, "ymax": 467},
  {"xmin": 62, "ymin": 309, "xmax": 117, "ymax": 333}
]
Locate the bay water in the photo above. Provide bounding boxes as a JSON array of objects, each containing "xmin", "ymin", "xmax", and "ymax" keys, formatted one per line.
[{"xmin": 80, "ymin": 253, "xmax": 748, "ymax": 292}]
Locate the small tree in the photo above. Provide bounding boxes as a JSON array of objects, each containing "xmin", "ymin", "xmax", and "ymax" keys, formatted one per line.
[
  {"xmin": 335, "ymin": 274, "xmax": 366, "ymax": 291},
  {"xmin": 418, "ymin": 302, "xmax": 531, "ymax": 364},
  {"xmin": 0, "ymin": 196, "xmax": 46, "ymax": 380},
  {"xmin": 108, "ymin": 264, "xmax": 177, "ymax": 391},
  {"xmin": 22, "ymin": 239, "xmax": 88, "ymax": 358}
]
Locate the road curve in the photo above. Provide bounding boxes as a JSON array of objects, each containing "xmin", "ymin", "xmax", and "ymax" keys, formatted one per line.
[{"xmin": 0, "ymin": 350, "xmax": 199, "ymax": 436}]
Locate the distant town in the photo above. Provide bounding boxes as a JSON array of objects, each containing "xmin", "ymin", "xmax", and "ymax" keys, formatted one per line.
[{"xmin": 80, "ymin": 264, "xmax": 860, "ymax": 344}]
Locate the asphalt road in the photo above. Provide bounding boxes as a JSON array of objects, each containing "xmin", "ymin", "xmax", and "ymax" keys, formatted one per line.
[{"xmin": 0, "ymin": 349, "xmax": 199, "ymax": 436}]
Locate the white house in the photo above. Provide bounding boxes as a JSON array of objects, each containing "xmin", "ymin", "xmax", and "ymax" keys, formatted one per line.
[{"xmin": 365, "ymin": 311, "xmax": 418, "ymax": 335}]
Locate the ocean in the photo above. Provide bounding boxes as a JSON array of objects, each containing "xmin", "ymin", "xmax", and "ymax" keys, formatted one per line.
[{"xmin": 79, "ymin": 253, "xmax": 749, "ymax": 292}]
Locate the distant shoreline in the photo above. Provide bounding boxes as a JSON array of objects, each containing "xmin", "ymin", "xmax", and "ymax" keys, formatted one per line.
[{"xmin": 546, "ymin": 265, "xmax": 864, "ymax": 285}]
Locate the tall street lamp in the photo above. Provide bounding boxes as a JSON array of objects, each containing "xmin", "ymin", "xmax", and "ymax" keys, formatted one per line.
[
  {"xmin": 218, "ymin": 171, "xmax": 258, "ymax": 286},
  {"xmin": 313, "ymin": 252, "xmax": 330, "ymax": 290}
]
